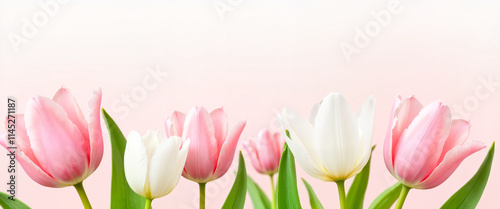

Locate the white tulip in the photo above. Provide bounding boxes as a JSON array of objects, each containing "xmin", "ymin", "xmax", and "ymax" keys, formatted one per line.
[
  {"xmin": 124, "ymin": 130, "xmax": 190, "ymax": 199},
  {"xmin": 278, "ymin": 93, "xmax": 375, "ymax": 182}
]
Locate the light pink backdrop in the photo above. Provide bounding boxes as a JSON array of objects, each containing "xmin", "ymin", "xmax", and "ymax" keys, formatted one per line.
[{"xmin": 1, "ymin": 0, "xmax": 499, "ymax": 208}]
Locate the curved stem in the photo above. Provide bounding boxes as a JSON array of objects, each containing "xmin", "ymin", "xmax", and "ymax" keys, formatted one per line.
[
  {"xmin": 336, "ymin": 180, "xmax": 347, "ymax": 209},
  {"xmin": 270, "ymin": 174, "xmax": 276, "ymax": 209},
  {"xmin": 395, "ymin": 185, "xmax": 411, "ymax": 209},
  {"xmin": 144, "ymin": 198, "xmax": 152, "ymax": 209},
  {"xmin": 199, "ymin": 182, "xmax": 206, "ymax": 209},
  {"xmin": 74, "ymin": 182, "xmax": 93, "ymax": 209}
]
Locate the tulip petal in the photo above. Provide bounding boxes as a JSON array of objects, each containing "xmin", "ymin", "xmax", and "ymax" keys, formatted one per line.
[
  {"xmin": 416, "ymin": 141, "xmax": 485, "ymax": 189},
  {"xmin": 149, "ymin": 136, "xmax": 185, "ymax": 198},
  {"xmin": 142, "ymin": 130, "xmax": 160, "ymax": 161},
  {"xmin": 210, "ymin": 107, "xmax": 228, "ymax": 153},
  {"xmin": 257, "ymin": 129, "xmax": 280, "ymax": 173},
  {"xmin": 52, "ymin": 87, "xmax": 90, "ymax": 143},
  {"xmin": 315, "ymin": 93, "xmax": 359, "ymax": 179},
  {"xmin": 213, "ymin": 120, "xmax": 246, "ymax": 180},
  {"xmin": 355, "ymin": 96, "xmax": 375, "ymax": 172},
  {"xmin": 384, "ymin": 96, "xmax": 423, "ymax": 173},
  {"xmin": 283, "ymin": 136, "xmax": 331, "ymax": 181},
  {"xmin": 87, "ymin": 88, "xmax": 103, "ymax": 174},
  {"xmin": 439, "ymin": 119, "xmax": 470, "ymax": 163},
  {"xmin": 17, "ymin": 151, "xmax": 64, "ymax": 187},
  {"xmin": 165, "ymin": 111, "xmax": 186, "ymax": 138},
  {"xmin": 242, "ymin": 140, "xmax": 264, "ymax": 173},
  {"xmin": 308, "ymin": 102, "xmax": 320, "ymax": 126},
  {"xmin": 279, "ymin": 108, "xmax": 321, "ymax": 165},
  {"xmin": 4, "ymin": 114, "xmax": 43, "ymax": 167},
  {"xmin": 25, "ymin": 96, "xmax": 88, "ymax": 183},
  {"xmin": 182, "ymin": 107, "xmax": 218, "ymax": 182},
  {"xmin": 124, "ymin": 131, "xmax": 149, "ymax": 197},
  {"xmin": 273, "ymin": 132, "xmax": 285, "ymax": 155},
  {"xmin": 394, "ymin": 102, "xmax": 452, "ymax": 184}
]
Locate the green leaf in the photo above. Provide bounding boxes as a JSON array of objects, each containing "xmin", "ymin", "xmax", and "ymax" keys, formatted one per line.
[
  {"xmin": 368, "ymin": 183, "xmax": 402, "ymax": 209},
  {"xmin": 247, "ymin": 176, "xmax": 272, "ymax": 209},
  {"xmin": 441, "ymin": 142, "xmax": 495, "ymax": 209},
  {"xmin": 222, "ymin": 152, "xmax": 247, "ymax": 209},
  {"xmin": 0, "ymin": 192, "xmax": 31, "ymax": 209},
  {"xmin": 347, "ymin": 146, "xmax": 376, "ymax": 209},
  {"xmin": 276, "ymin": 130, "xmax": 302, "ymax": 209},
  {"xmin": 102, "ymin": 108, "xmax": 146, "ymax": 209},
  {"xmin": 302, "ymin": 178, "xmax": 324, "ymax": 209}
]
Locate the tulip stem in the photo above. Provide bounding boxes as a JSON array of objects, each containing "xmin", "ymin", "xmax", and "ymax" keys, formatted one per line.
[
  {"xmin": 74, "ymin": 182, "xmax": 92, "ymax": 209},
  {"xmin": 199, "ymin": 182, "xmax": 206, "ymax": 209},
  {"xmin": 270, "ymin": 174, "xmax": 276, "ymax": 209},
  {"xmin": 336, "ymin": 180, "xmax": 347, "ymax": 209},
  {"xmin": 144, "ymin": 198, "xmax": 152, "ymax": 209},
  {"xmin": 395, "ymin": 185, "xmax": 411, "ymax": 209}
]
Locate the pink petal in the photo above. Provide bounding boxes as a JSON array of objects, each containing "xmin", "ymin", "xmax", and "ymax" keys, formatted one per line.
[
  {"xmin": 416, "ymin": 141, "xmax": 485, "ymax": 189},
  {"xmin": 384, "ymin": 96, "xmax": 423, "ymax": 174},
  {"xmin": 438, "ymin": 119, "xmax": 470, "ymax": 163},
  {"xmin": 87, "ymin": 88, "xmax": 103, "ymax": 174},
  {"xmin": 52, "ymin": 87, "xmax": 90, "ymax": 144},
  {"xmin": 17, "ymin": 151, "xmax": 64, "ymax": 187},
  {"xmin": 165, "ymin": 111, "xmax": 186, "ymax": 138},
  {"xmin": 257, "ymin": 129, "xmax": 280, "ymax": 173},
  {"xmin": 394, "ymin": 101, "xmax": 452, "ymax": 185},
  {"xmin": 242, "ymin": 140, "xmax": 264, "ymax": 173},
  {"xmin": 25, "ymin": 96, "xmax": 88, "ymax": 182},
  {"xmin": 273, "ymin": 131, "xmax": 285, "ymax": 155},
  {"xmin": 213, "ymin": 120, "xmax": 246, "ymax": 179},
  {"xmin": 210, "ymin": 107, "xmax": 228, "ymax": 153},
  {"xmin": 4, "ymin": 114, "xmax": 44, "ymax": 168},
  {"xmin": 181, "ymin": 107, "xmax": 218, "ymax": 182}
]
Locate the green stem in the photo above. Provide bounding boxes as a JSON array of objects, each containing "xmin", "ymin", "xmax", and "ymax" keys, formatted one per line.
[
  {"xmin": 199, "ymin": 182, "xmax": 206, "ymax": 209},
  {"xmin": 270, "ymin": 174, "xmax": 276, "ymax": 209},
  {"xmin": 74, "ymin": 182, "xmax": 93, "ymax": 209},
  {"xmin": 395, "ymin": 185, "xmax": 411, "ymax": 209},
  {"xmin": 144, "ymin": 198, "xmax": 152, "ymax": 209},
  {"xmin": 336, "ymin": 180, "xmax": 347, "ymax": 209}
]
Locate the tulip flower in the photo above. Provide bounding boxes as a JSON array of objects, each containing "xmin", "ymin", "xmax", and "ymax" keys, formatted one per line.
[
  {"xmin": 0, "ymin": 87, "xmax": 103, "ymax": 209},
  {"xmin": 165, "ymin": 106, "xmax": 246, "ymax": 209},
  {"xmin": 124, "ymin": 130, "xmax": 190, "ymax": 209},
  {"xmin": 242, "ymin": 128, "xmax": 284, "ymax": 209},
  {"xmin": 279, "ymin": 92, "xmax": 375, "ymax": 209},
  {"xmin": 384, "ymin": 96, "xmax": 485, "ymax": 209}
]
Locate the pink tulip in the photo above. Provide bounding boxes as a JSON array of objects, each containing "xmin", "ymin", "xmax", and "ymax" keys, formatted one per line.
[
  {"xmin": 1, "ymin": 87, "xmax": 103, "ymax": 188},
  {"xmin": 384, "ymin": 96, "xmax": 485, "ymax": 189},
  {"xmin": 165, "ymin": 106, "xmax": 246, "ymax": 183},
  {"xmin": 243, "ymin": 129, "xmax": 284, "ymax": 175}
]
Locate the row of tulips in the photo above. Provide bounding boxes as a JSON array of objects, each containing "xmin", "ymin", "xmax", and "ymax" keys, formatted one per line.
[{"xmin": 0, "ymin": 87, "xmax": 495, "ymax": 209}]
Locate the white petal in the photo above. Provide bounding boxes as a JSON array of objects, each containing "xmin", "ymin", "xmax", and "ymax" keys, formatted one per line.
[
  {"xmin": 354, "ymin": 96, "xmax": 375, "ymax": 174},
  {"xmin": 284, "ymin": 137, "xmax": 331, "ymax": 181},
  {"xmin": 142, "ymin": 130, "xmax": 160, "ymax": 161},
  {"xmin": 124, "ymin": 131, "xmax": 149, "ymax": 197},
  {"xmin": 308, "ymin": 102, "xmax": 321, "ymax": 126},
  {"xmin": 149, "ymin": 136, "xmax": 185, "ymax": 199},
  {"xmin": 315, "ymin": 93, "xmax": 360, "ymax": 179}
]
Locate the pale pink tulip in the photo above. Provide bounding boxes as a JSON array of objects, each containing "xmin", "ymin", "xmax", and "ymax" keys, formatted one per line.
[
  {"xmin": 384, "ymin": 96, "xmax": 485, "ymax": 189},
  {"xmin": 1, "ymin": 87, "xmax": 103, "ymax": 188},
  {"xmin": 165, "ymin": 106, "xmax": 246, "ymax": 183},
  {"xmin": 243, "ymin": 129, "xmax": 284, "ymax": 175}
]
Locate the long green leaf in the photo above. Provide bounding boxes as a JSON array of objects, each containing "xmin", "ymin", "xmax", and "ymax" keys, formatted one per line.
[
  {"xmin": 102, "ymin": 108, "xmax": 146, "ymax": 209},
  {"xmin": 302, "ymin": 178, "xmax": 324, "ymax": 209},
  {"xmin": 441, "ymin": 142, "xmax": 495, "ymax": 209},
  {"xmin": 347, "ymin": 146, "xmax": 376, "ymax": 209},
  {"xmin": 222, "ymin": 152, "xmax": 247, "ymax": 209},
  {"xmin": 368, "ymin": 183, "xmax": 402, "ymax": 209},
  {"xmin": 276, "ymin": 130, "xmax": 301, "ymax": 209},
  {"xmin": 247, "ymin": 176, "xmax": 272, "ymax": 209},
  {"xmin": 0, "ymin": 192, "xmax": 31, "ymax": 209}
]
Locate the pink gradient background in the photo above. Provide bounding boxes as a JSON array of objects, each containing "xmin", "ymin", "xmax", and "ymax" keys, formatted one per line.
[{"xmin": 1, "ymin": 0, "xmax": 499, "ymax": 208}]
